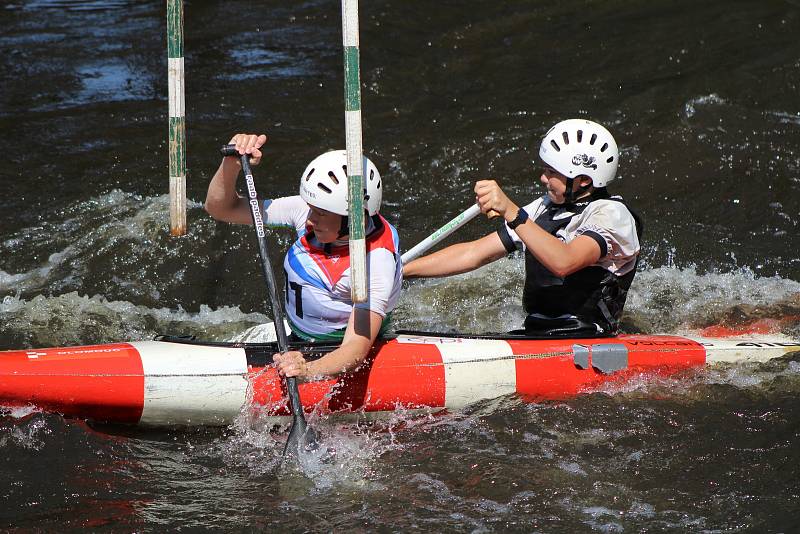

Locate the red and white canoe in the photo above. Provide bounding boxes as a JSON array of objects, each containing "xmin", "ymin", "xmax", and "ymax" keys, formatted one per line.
[{"xmin": 0, "ymin": 331, "xmax": 798, "ymax": 427}]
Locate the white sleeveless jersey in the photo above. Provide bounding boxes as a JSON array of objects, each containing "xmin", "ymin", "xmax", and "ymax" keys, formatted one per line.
[{"xmin": 263, "ymin": 196, "xmax": 402, "ymax": 340}]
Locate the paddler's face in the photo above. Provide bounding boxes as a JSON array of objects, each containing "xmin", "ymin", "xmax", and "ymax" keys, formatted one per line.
[
  {"xmin": 540, "ymin": 167, "xmax": 569, "ymax": 203},
  {"xmin": 306, "ymin": 205, "xmax": 344, "ymax": 243},
  {"xmin": 539, "ymin": 167, "xmax": 591, "ymax": 204}
]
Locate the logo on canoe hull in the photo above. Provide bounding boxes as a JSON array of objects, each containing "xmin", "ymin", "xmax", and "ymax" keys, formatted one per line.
[{"xmin": 572, "ymin": 154, "xmax": 597, "ymax": 170}]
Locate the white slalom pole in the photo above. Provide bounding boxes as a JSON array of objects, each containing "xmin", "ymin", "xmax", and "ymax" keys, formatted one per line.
[
  {"xmin": 401, "ymin": 204, "xmax": 482, "ymax": 264},
  {"xmin": 167, "ymin": 0, "xmax": 186, "ymax": 236},
  {"xmin": 342, "ymin": 0, "xmax": 367, "ymax": 302}
]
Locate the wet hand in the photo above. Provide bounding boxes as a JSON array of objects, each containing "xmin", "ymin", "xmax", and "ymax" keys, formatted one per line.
[
  {"xmin": 226, "ymin": 133, "xmax": 268, "ymax": 166},
  {"xmin": 273, "ymin": 350, "xmax": 311, "ymax": 378},
  {"xmin": 475, "ymin": 180, "xmax": 517, "ymax": 219}
]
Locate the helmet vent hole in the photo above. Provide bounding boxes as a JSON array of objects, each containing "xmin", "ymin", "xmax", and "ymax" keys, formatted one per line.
[
  {"xmin": 317, "ymin": 183, "xmax": 332, "ymax": 194},
  {"xmin": 369, "ymin": 169, "xmax": 374, "ymax": 181},
  {"xmin": 600, "ymin": 143, "xmax": 609, "ymax": 152},
  {"xmin": 606, "ymin": 156, "xmax": 615, "ymax": 163},
  {"xmin": 328, "ymin": 171, "xmax": 339, "ymax": 185},
  {"xmin": 342, "ymin": 165, "xmax": 348, "ymax": 176},
  {"xmin": 305, "ymin": 168, "xmax": 315, "ymax": 181},
  {"xmin": 550, "ymin": 140, "xmax": 561, "ymax": 152},
  {"xmin": 577, "ymin": 130, "xmax": 583, "ymax": 143},
  {"xmin": 376, "ymin": 180, "xmax": 381, "ymax": 189},
  {"xmin": 562, "ymin": 132, "xmax": 569, "ymax": 145},
  {"xmin": 590, "ymin": 134, "xmax": 597, "ymax": 145}
]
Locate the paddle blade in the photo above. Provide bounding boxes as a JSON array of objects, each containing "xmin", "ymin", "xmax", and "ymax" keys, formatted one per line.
[{"xmin": 283, "ymin": 414, "xmax": 320, "ymax": 458}]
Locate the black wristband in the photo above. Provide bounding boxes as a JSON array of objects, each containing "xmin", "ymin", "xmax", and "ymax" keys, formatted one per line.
[{"xmin": 507, "ymin": 208, "xmax": 529, "ymax": 230}]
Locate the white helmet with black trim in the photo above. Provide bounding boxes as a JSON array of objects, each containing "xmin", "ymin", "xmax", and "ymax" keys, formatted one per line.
[
  {"xmin": 298, "ymin": 150, "xmax": 382, "ymax": 216},
  {"xmin": 538, "ymin": 119, "xmax": 619, "ymax": 188}
]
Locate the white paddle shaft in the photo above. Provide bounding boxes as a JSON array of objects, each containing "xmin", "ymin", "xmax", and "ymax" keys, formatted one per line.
[{"xmin": 401, "ymin": 204, "xmax": 482, "ymax": 264}]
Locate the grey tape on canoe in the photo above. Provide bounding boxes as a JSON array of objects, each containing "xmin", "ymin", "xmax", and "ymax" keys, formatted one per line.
[
  {"xmin": 573, "ymin": 344, "xmax": 590, "ymax": 369},
  {"xmin": 573, "ymin": 343, "xmax": 629, "ymax": 374}
]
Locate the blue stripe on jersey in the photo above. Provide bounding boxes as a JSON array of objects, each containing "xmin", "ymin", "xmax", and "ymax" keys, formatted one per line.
[
  {"xmin": 286, "ymin": 242, "xmax": 329, "ymax": 291},
  {"xmin": 388, "ymin": 222, "xmax": 401, "ymax": 252}
]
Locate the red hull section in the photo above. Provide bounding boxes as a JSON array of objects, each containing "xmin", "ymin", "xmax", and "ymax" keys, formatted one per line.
[
  {"xmin": 249, "ymin": 340, "xmax": 447, "ymax": 416},
  {"xmin": 0, "ymin": 344, "xmax": 144, "ymax": 424}
]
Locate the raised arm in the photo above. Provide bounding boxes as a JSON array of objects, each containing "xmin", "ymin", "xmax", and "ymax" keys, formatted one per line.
[
  {"xmin": 204, "ymin": 133, "xmax": 267, "ymax": 225},
  {"xmin": 474, "ymin": 179, "xmax": 601, "ymax": 277}
]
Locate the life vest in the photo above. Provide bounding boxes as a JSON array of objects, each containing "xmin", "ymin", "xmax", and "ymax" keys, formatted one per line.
[
  {"xmin": 283, "ymin": 214, "xmax": 399, "ymax": 340},
  {"xmin": 521, "ymin": 190, "xmax": 643, "ymax": 336}
]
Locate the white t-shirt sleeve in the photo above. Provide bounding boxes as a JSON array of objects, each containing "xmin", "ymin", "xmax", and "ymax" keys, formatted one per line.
[
  {"xmin": 574, "ymin": 200, "xmax": 640, "ymax": 275},
  {"xmin": 262, "ymin": 195, "xmax": 309, "ymax": 234},
  {"xmin": 575, "ymin": 201, "xmax": 639, "ymax": 257},
  {"xmin": 353, "ymin": 249, "xmax": 402, "ymax": 317}
]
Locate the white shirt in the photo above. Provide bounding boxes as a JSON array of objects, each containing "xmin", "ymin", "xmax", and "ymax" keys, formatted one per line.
[
  {"xmin": 263, "ymin": 196, "xmax": 402, "ymax": 339},
  {"xmin": 504, "ymin": 195, "xmax": 640, "ymax": 277}
]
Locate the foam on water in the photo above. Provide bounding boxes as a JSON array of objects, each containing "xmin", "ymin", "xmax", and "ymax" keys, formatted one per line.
[
  {"xmin": 398, "ymin": 254, "xmax": 800, "ymax": 335},
  {"xmin": 0, "ymin": 191, "xmax": 206, "ymax": 298},
  {"xmin": 0, "ymin": 405, "xmax": 40, "ymax": 420},
  {"xmin": 0, "ymin": 410, "xmax": 50, "ymax": 451},
  {"xmin": 0, "ymin": 292, "xmax": 267, "ymax": 349},
  {"xmin": 395, "ymin": 255, "xmax": 526, "ymax": 333},
  {"xmin": 207, "ymin": 403, "xmax": 417, "ymax": 492},
  {"xmin": 684, "ymin": 93, "xmax": 726, "ymax": 119}
]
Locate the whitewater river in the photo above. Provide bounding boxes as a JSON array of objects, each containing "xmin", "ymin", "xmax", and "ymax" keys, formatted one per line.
[{"xmin": 2, "ymin": 0, "xmax": 800, "ymax": 531}]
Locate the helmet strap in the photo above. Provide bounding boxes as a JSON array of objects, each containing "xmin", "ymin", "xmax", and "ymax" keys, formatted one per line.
[
  {"xmin": 338, "ymin": 214, "xmax": 349, "ymax": 239},
  {"xmin": 575, "ymin": 182, "xmax": 593, "ymax": 199},
  {"xmin": 564, "ymin": 176, "xmax": 593, "ymax": 205},
  {"xmin": 336, "ymin": 210, "xmax": 376, "ymax": 239},
  {"xmin": 564, "ymin": 177, "xmax": 576, "ymax": 204}
]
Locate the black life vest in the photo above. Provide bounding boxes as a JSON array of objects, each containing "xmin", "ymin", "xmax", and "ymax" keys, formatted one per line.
[{"xmin": 520, "ymin": 189, "xmax": 643, "ymax": 336}]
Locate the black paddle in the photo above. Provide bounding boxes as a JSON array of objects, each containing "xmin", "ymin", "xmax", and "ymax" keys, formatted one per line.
[{"xmin": 220, "ymin": 143, "xmax": 318, "ymax": 457}]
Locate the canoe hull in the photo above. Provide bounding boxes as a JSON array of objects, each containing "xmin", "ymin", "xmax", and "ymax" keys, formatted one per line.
[{"xmin": 1, "ymin": 333, "xmax": 798, "ymax": 427}]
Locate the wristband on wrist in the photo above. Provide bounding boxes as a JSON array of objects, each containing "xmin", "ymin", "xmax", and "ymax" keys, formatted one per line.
[{"xmin": 507, "ymin": 208, "xmax": 529, "ymax": 230}]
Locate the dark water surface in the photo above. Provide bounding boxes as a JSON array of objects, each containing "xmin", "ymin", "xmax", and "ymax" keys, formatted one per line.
[{"xmin": 2, "ymin": 0, "xmax": 800, "ymax": 531}]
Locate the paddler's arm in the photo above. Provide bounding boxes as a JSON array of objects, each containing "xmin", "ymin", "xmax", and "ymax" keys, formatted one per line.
[
  {"xmin": 403, "ymin": 232, "xmax": 507, "ymax": 278},
  {"xmin": 204, "ymin": 133, "xmax": 268, "ymax": 225},
  {"xmin": 273, "ymin": 307, "xmax": 383, "ymax": 379},
  {"xmin": 475, "ymin": 179, "xmax": 601, "ymax": 277}
]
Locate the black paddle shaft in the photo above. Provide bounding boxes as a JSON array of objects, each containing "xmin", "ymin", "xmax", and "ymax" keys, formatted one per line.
[
  {"xmin": 221, "ymin": 144, "xmax": 309, "ymax": 442},
  {"xmin": 219, "ymin": 144, "xmax": 238, "ymax": 158}
]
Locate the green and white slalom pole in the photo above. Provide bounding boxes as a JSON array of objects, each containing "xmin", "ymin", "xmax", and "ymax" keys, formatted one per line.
[
  {"xmin": 341, "ymin": 0, "xmax": 367, "ymax": 303},
  {"xmin": 167, "ymin": 0, "xmax": 187, "ymax": 236}
]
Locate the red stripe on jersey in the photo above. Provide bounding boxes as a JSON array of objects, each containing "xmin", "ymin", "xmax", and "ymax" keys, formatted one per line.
[{"xmin": 299, "ymin": 215, "xmax": 398, "ymax": 287}]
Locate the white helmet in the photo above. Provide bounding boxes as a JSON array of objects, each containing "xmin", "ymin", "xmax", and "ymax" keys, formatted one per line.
[
  {"xmin": 538, "ymin": 119, "xmax": 619, "ymax": 187},
  {"xmin": 298, "ymin": 150, "xmax": 382, "ymax": 216}
]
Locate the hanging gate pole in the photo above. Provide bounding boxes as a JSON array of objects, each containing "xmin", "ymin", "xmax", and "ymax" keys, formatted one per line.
[
  {"xmin": 167, "ymin": 0, "xmax": 187, "ymax": 236},
  {"xmin": 341, "ymin": 0, "xmax": 367, "ymax": 302}
]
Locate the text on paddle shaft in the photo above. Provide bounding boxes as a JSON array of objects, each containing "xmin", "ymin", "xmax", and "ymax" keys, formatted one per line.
[{"xmin": 250, "ymin": 199, "xmax": 264, "ymax": 237}]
